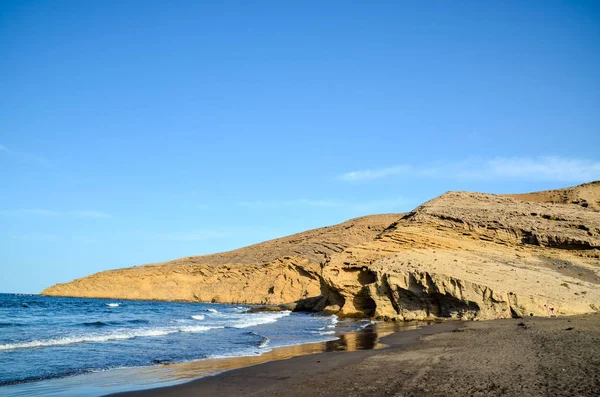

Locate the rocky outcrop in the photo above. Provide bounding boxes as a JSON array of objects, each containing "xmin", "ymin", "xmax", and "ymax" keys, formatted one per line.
[
  {"xmin": 408, "ymin": 191, "xmax": 600, "ymax": 250},
  {"xmin": 43, "ymin": 183, "xmax": 600, "ymax": 321}
]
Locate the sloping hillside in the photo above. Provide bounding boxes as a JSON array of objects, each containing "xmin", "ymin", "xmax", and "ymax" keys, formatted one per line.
[
  {"xmin": 504, "ymin": 181, "xmax": 600, "ymax": 211},
  {"xmin": 43, "ymin": 183, "xmax": 600, "ymax": 321},
  {"xmin": 42, "ymin": 215, "xmax": 400, "ymax": 305}
]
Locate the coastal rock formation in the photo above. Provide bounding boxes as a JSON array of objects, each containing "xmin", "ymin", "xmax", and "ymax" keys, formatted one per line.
[
  {"xmin": 43, "ymin": 183, "xmax": 600, "ymax": 321},
  {"xmin": 42, "ymin": 215, "xmax": 399, "ymax": 306}
]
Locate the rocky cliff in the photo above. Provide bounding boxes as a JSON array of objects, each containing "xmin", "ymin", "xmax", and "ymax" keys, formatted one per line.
[{"xmin": 42, "ymin": 182, "xmax": 600, "ymax": 321}]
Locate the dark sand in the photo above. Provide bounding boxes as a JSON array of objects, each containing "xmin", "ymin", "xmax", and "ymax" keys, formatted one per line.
[{"xmin": 111, "ymin": 314, "xmax": 600, "ymax": 397}]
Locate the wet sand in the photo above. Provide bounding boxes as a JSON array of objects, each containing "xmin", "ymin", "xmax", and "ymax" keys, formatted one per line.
[{"xmin": 111, "ymin": 313, "xmax": 600, "ymax": 397}]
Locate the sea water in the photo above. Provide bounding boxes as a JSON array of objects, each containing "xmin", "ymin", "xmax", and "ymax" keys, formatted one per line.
[{"xmin": 0, "ymin": 293, "xmax": 370, "ymax": 396}]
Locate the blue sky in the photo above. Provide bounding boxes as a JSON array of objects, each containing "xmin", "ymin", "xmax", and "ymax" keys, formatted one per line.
[{"xmin": 1, "ymin": 1, "xmax": 599, "ymax": 293}]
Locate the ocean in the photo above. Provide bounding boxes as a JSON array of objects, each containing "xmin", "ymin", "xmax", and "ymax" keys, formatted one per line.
[{"xmin": 0, "ymin": 293, "xmax": 372, "ymax": 396}]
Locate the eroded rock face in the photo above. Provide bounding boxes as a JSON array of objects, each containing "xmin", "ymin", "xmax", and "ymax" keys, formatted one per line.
[
  {"xmin": 408, "ymin": 191, "xmax": 600, "ymax": 250},
  {"xmin": 45, "ymin": 258, "xmax": 323, "ymax": 305},
  {"xmin": 42, "ymin": 184, "xmax": 600, "ymax": 321}
]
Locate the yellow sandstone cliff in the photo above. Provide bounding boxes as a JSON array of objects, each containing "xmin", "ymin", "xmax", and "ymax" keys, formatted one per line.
[{"xmin": 42, "ymin": 182, "xmax": 600, "ymax": 321}]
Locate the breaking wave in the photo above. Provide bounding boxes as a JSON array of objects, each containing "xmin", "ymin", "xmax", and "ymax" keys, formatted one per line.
[
  {"xmin": 245, "ymin": 331, "xmax": 270, "ymax": 348},
  {"xmin": 230, "ymin": 311, "xmax": 291, "ymax": 328},
  {"xmin": 326, "ymin": 315, "xmax": 338, "ymax": 329},
  {"xmin": 258, "ymin": 336, "xmax": 270, "ymax": 348},
  {"xmin": 0, "ymin": 325, "xmax": 224, "ymax": 351},
  {"xmin": 314, "ymin": 330, "xmax": 336, "ymax": 335}
]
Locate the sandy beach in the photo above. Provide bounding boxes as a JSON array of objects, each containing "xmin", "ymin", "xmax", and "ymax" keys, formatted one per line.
[{"xmin": 109, "ymin": 313, "xmax": 600, "ymax": 397}]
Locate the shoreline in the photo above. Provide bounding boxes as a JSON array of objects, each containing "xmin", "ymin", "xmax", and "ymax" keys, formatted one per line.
[
  {"xmin": 109, "ymin": 313, "xmax": 600, "ymax": 397},
  {"xmin": 0, "ymin": 316, "xmax": 433, "ymax": 397},
  {"xmin": 108, "ymin": 320, "xmax": 462, "ymax": 397}
]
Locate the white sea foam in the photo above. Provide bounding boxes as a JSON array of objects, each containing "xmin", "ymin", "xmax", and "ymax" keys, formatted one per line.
[
  {"xmin": 231, "ymin": 311, "xmax": 291, "ymax": 328},
  {"xmin": 258, "ymin": 336, "xmax": 270, "ymax": 348},
  {"xmin": 106, "ymin": 303, "xmax": 120, "ymax": 308},
  {"xmin": 206, "ymin": 308, "xmax": 218, "ymax": 313},
  {"xmin": 358, "ymin": 320, "xmax": 374, "ymax": 329},
  {"xmin": 326, "ymin": 315, "xmax": 339, "ymax": 329},
  {"xmin": 0, "ymin": 329, "xmax": 169, "ymax": 351},
  {"xmin": 0, "ymin": 325, "xmax": 224, "ymax": 351},
  {"xmin": 317, "ymin": 330, "xmax": 336, "ymax": 335},
  {"xmin": 191, "ymin": 314, "xmax": 205, "ymax": 321},
  {"xmin": 207, "ymin": 351, "xmax": 262, "ymax": 360},
  {"xmin": 178, "ymin": 325, "xmax": 224, "ymax": 333}
]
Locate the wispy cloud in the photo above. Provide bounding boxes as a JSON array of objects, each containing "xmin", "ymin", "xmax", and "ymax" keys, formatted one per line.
[
  {"xmin": 340, "ymin": 166, "xmax": 413, "ymax": 182},
  {"xmin": 0, "ymin": 144, "xmax": 7, "ymax": 152},
  {"xmin": 340, "ymin": 157, "xmax": 600, "ymax": 183},
  {"xmin": 484, "ymin": 157, "xmax": 600, "ymax": 182},
  {"xmin": 0, "ymin": 209, "xmax": 113, "ymax": 218}
]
